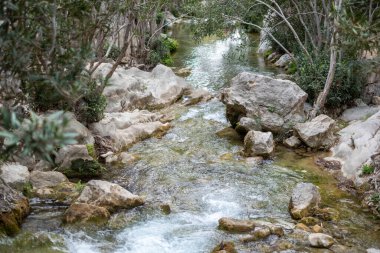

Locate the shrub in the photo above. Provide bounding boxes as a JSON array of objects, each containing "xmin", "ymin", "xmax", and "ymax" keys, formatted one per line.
[
  {"xmin": 295, "ymin": 52, "xmax": 364, "ymax": 108},
  {"xmin": 148, "ymin": 37, "xmax": 178, "ymax": 66},
  {"xmin": 75, "ymin": 76, "xmax": 107, "ymax": 124},
  {"xmin": 103, "ymin": 43, "xmax": 122, "ymax": 61},
  {"xmin": 362, "ymin": 164, "xmax": 375, "ymax": 175}
]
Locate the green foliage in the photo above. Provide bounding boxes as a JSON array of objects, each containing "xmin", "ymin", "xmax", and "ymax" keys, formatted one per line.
[
  {"xmin": 76, "ymin": 76, "xmax": 107, "ymax": 124},
  {"xmin": 287, "ymin": 61, "xmax": 297, "ymax": 75},
  {"xmin": 148, "ymin": 37, "xmax": 178, "ymax": 66},
  {"xmin": 103, "ymin": 43, "xmax": 122, "ymax": 61},
  {"xmin": 75, "ymin": 180, "xmax": 86, "ymax": 192},
  {"xmin": 295, "ymin": 52, "xmax": 364, "ymax": 107},
  {"xmin": 62, "ymin": 159, "xmax": 105, "ymax": 179},
  {"xmin": 0, "ymin": 109, "xmax": 77, "ymax": 163},
  {"xmin": 22, "ymin": 182, "xmax": 33, "ymax": 198},
  {"xmin": 362, "ymin": 164, "xmax": 375, "ymax": 175},
  {"xmin": 86, "ymin": 144, "xmax": 96, "ymax": 159}
]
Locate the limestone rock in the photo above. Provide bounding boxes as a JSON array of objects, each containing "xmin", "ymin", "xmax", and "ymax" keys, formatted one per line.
[
  {"xmin": 308, "ymin": 233, "xmax": 334, "ymax": 248},
  {"xmin": 289, "ymin": 183, "xmax": 321, "ymax": 219},
  {"xmin": 0, "ymin": 163, "xmax": 30, "ymax": 191},
  {"xmin": 283, "ymin": 136, "xmax": 302, "ymax": 148},
  {"xmin": 212, "ymin": 241, "xmax": 237, "ymax": 253},
  {"xmin": 55, "ymin": 144, "xmax": 94, "ymax": 169},
  {"xmin": 93, "ymin": 63, "xmax": 189, "ymax": 112},
  {"xmin": 182, "ymin": 88, "xmax": 212, "ymax": 106},
  {"xmin": 175, "ymin": 67, "xmax": 191, "ymax": 77},
  {"xmin": 235, "ymin": 117, "xmax": 262, "ymax": 135},
  {"xmin": 340, "ymin": 105, "xmax": 380, "ymax": 122},
  {"xmin": 294, "ymin": 114, "xmax": 336, "ymax": 149},
  {"xmin": 75, "ymin": 180, "xmax": 144, "ymax": 212},
  {"xmin": 367, "ymin": 248, "xmax": 380, "ymax": 253},
  {"xmin": 221, "ymin": 72, "xmax": 307, "ymax": 134},
  {"xmin": 63, "ymin": 203, "xmax": 110, "ymax": 224},
  {"xmin": 0, "ymin": 179, "xmax": 30, "ymax": 235},
  {"xmin": 275, "ymin": 54, "xmax": 292, "ymax": 67},
  {"xmin": 330, "ymin": 111, "xmax": 380, "ymax": 183},
  {"xmin": 218, "ymin": 217, "xmax": 255, "ymax": 233},
  {"xmin": 244, "ymin": 130, "xmax": 274, "ymax": 157},
  {"xmin": 90, "ymin": 110, "xmax": 171, "ymax": 152},
  {"xmin": 63, "ymin": 112, "xmax": 94, "ymax": 144},
  {"xmin": 32, "ymin": 182, "xmax": 80, "ymax": 204},
  {"xmin": 30, "ymin": 171, "xmax": 68, "ymax": 189}
]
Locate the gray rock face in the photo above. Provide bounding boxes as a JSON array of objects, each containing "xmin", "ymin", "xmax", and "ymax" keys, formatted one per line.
[
  {"xmin": 330, "ymin": 111, "xmax": 380, "ymax": 183},
  {"xmin": 55, "ymin": 144, "xmax": 94, "ymax": 168},
  {"xmin": 308, "ymin": 233, "xmax": 334, "ymax": 248},
  {"xmin": 340, "ymin": 105, "xmax": 380, "ymax": 122},
  {"xmin": 64, "ymin": 112, "xmax": 94, "ymax": 144},
  {"xmin": 30, "ymin": 171, "xmax": 68, "ymax": 189},
  {"xmin": 221, "ymin": 72, "xmax": 307, "ymax": 134},
  {"xmin": 367, "ymin": 248, "xmax": 380, "ymax": 253},
  {"xmin": 244, "ymin": 130, "xmax": 274, "ymax": 157},
  {"xmin": 0, "ymin": 163, "xmax": 30, "ymax": 191},
  {"xmin": 90, "ymin": 110, "xmax": 170, "ymax": 152},
  {"xmin": 236, "ymin": 117, "xmax": 262, "ymax": 135},
  {"xmin": 289, "ymin": 183, "xmax": 321, "ymax": 219},
  {"xmin": 93, "ymin": 63, "xmax": 189, "ymax": 112},
  {"xmin": 275, "ymin": 54, "xmax": 292, "ymax": 67},
  {"xmin": 75, "ymin": 180, "xmax": 144, "ymax": 212},
  {"xmin": 294, "ymin": 114, "xmax": 336, "ymax": 149},
  {"xmin": 283, "ymin": 136, "xmax": 302, "ymax": 148}
]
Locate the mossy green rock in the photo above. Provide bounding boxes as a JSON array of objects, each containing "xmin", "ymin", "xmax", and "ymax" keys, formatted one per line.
[{"xmin": 61, "ymin": 159, "xmax": 105, "ymax": 180}]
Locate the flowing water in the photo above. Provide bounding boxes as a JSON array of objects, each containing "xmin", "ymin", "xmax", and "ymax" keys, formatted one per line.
[{"xmin": 1, "ymin": 24, "xmax": 380, "ymax": 253}]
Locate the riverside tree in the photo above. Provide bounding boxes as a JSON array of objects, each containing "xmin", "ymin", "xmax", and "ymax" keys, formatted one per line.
[{"xmin": 0, "ymin": 0, "xmax": 185, "ymax": 162}]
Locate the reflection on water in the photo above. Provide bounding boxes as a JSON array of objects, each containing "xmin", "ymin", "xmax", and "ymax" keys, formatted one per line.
[{"xmin": 1, "ymin": 23, "xmax": 379, "ymax": 253}]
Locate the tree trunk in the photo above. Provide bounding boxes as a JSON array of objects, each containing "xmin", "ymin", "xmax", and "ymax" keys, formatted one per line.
[{"xmin": 310, "ymin": 0, "xmax": 342, "ymax": 118}]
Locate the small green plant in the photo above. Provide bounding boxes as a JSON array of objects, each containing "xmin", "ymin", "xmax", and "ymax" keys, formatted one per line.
[
  {"xmin": 74, "ymin": 180, "xmax": 86, "ymax": 192},
  {"xmin": 62, "ymin": 159, "xmax": 105, "ymax": 179},
  {"xmin": 362, "ymin": 164, "xmax": 375, "ymax": 175},
  {"xmin": 263, "ymin": 49, "xmax": 273, "ymax": 59},
  {"xmin": 287, "ymin": 61, "xmax": 297, "ymax": 75},
  {"xmin": 86, "ymin": 144, "xmax": 96, "ymax": 159},
  {"xmin": 22, "ymin": 183, "xmax": 33, "ymax": 198},
  {"xmin": 268, "ymin": 106, "xmax": 276, "ymax": 113}
]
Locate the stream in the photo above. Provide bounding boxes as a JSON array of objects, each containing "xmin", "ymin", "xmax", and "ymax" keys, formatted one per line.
[{"xmin": 1, "ymin": 24, "xmax": 380, "ymax": 253}]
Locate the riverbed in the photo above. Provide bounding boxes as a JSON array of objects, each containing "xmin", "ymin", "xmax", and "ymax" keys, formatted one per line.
[{"xmin": 1, "ymin": 24, "xmax": 379, "ymax": 253}]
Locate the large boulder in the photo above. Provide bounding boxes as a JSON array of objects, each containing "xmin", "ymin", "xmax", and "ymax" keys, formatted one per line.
[
  {"xmin": 294, "ymin": 114, "xmax": 336, "ymax": 149},
  {"xmin": 0, "ymin": 163, "xmax": 30, "ymax": 191},
  {"xmin": 308, "ymin": 233, "xmax": 334, "ymax": 248},
  {"xmin": 90, "ymin": 110, "xmax": 170, "ymax": 152},
  {"xmin": 244, "ymin": 130, "xmax": 274, "ymax": 157},
  {"xmin": 329, "ymin": 111, "xmax": 380, "ymax": 183},
  {"xmin": 289, "ymin": 183, "xmax": 321, "ymax": 219},
  {"xmin": 75, "ymin": 180, "xmax": 144, "ymax": 212},
  {"xmin": 30, "ymin": 171, "xmax": 68, "ymax": 189},
  {"xmin": 93, "ymin": 63, "xmax": 189, "ymax": 112},
  {"xmin": 0, "ymin": 179, "xmax": 30, "ymax": 235},
  {"xmin": 221, "ymin": 73, "xmax": 307, "ymax": 134}
]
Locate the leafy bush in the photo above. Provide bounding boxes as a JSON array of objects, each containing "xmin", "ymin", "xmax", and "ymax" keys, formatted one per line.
[
  {"xmin": 295, "ymin": 52, "xmax": 364, "ymax": 108},
  {"xmin": 362, "ymin": 164, "xmax": 375, "ymax": 175},
  {"xmin": 0, "ymin": 109, "xmax": 77, "ymax": 162},
  {"xmin": 148, "ymin": 37, "xmax": 179, "ymax": 66},
  {"xmin": 75, "ymin": 76, "xmax": 107, "ymax": 124},
  {"xmin": 103, "ymin": 43, "xmax": 122, "ymax": 61}
]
